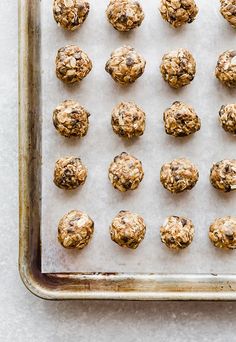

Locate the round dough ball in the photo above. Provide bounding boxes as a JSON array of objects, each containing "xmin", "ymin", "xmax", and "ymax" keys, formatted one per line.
[
  {"xmin": 56, "ymin": 45, "xmax": 92, "ymax": 84},
  {"xmin": 219, "ymin": 103, "xmax": 236, "ymax": 135},
  {"xmin": 220, "ymin": 0, "xmax": 236, "ymax": 28},
  {"xmin": 111, "ymin": 101, "xmax": 146, "ymax": 138},
  {"xmin": 53, "ymin": 100, "xmax": 90, "ymax": 138},
  {"xmin": 105, "ymin": 46, "xmax": 146, "ymax": 85},
  {"xmin": 110, "ymin": 210, "xmax": 146, "ymax": 249},
  {"xmin": 53, "ymin": 0, "xmax": 90, "ymax": 31},
  {"xmin": 160, "ymin": 48, "xmax": 196, "ymax": 89},
  {"xmin": 159, "ymin": 0, "xmax": 198, "ymax": 28},
  {"xmin": 163, "ymin": 101, "xmax": 201, "ymax": 137},
  {"xmin": 209, "ymin": 217, "xmax": 236, "ymax": 249},
  {"xmin": 108, "ymin": 152, "xmax": 144, "ymax": 192},
  {"xmin": 160, "ymin": 158, "xmax": 199, "ymax": 193},
  {"xmin": 58, "ymin": 210, "xmax": 94, "ymax": 249},
  {"xmin": 54, "ymin": 156, "xmax": 87, "ymax": 190},
  {"xmin": 106, "ymin": 0, "xmax": 144, "ymax": 32},
  {"xmin": 210, "ymin": 159, "xmax": 236, "ymax": 192},
  {"xmin": 160, "ymin": 216, "xmax": 194, "ymax": 250},
  {"xmin": 215, "ymin": 50, "xmax": 236, "ymax": 88}
]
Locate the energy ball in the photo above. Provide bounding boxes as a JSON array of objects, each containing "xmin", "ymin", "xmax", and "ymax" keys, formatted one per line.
[
  {"xmin": 111, "ymin": 101, "xmax": 146, "ymax": 138},
  {"xmin": 209, "ymin": 216, "xmax": 236, "ymax": 249},
  {"xmin": 210, "ymin": 159, "xmax": 236, "ymax": 192},
  {"xmin": 220, "ymin": 0, "xmax": 236, "ymax": 28},
  {"xmin": 163, "ymin": 101, "xmax": 201, "ymax": 137},
  {"xmin": 160, "ymin": 158, "xmax": 199, "ymax": 193},
  {"xmin": 58, "ymin": 210, "xmax": 94, "ymax": 249},
  {"xmin": 53, "ymin": 0, "xmax": 90, "ymax": 31},
  {"xmin": 105, "ymin": 46, "xmax": 146, "ymax": 85},
  {"xmin": 219, "ymin": 103, "xmax": 236, "ymax": 135},
  {"xmin": 53, "ymin": 100, "xmax": 90, "ymax": 138},
  {"xmin": 108, "ymin": 152, "xmax": 144, "ymax": 192},
  {"xmin": 56, "ymin": 45, "xmax": 92, "ymax": 84},
  {"xmin": 106, "ymin": 0, "xmax": 144, "ymax": 32},
  {"xmin": 54, "ymin": 156, "xmax": 87, "ymax": 190},
  {"xmin": 215, "ymin": 50, "xmax": 236, "ymax": 88},
  {"xmin": 110, "ymin": 210, "xmax": 146, "ymax": 249},
  {"xmin": 160, "ymin": 216, "xmax": 194, "ymax": 250},
  {"xmin": 159, "ymin": 0, "xmax": 198, "ymax": 28},
  {"xmin": 160, "ymin": 48, "xmax": 196, "ymax": 89}
]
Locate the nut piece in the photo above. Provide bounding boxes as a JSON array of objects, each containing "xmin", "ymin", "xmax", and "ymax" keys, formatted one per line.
[
  {"xmin": 58, "ymin": 210, "xmax": 94, "ymax": 249},
  {"xmin": 210, "ymin": 159, "xmax": 236, "ymax": 192},
  {"xmin": 105, "ymin": 46, "xmax": 146, "ymax": 85},
  {"xmin": 219, "ymin": 104, "xmax": 236, "ymax": 135},
  {"xmin": 160, "ymin": 216, "xmax": 194, "ymax": 249},
  {"xmin": 160, "ymin": 48, "xmax": 196, "ymax": 89},
  {"xmin": 56, "ymin": 45, "xmax": 92, "ymax": 84},
  {"xmin": 215, "ymin": 50, "xmax": 236, "ymax": 88},
  {"xmin": 108, "ymin": 152, "xmax": 144, "ymax": 192},
  {"xmin": 163, "ymin": 101, "xmax": 201, "ymax": 137},
  {"xmin": 220, "ymin": 0, "xmax": 236, "ymax": 28},
  {"xmin": 160, "ymin": 158, "xmax": 199, "ymax": 193},
  {"xmin": 209, "ymin": 216, "xmax": 236, "ymax": 249},
  {"xmin": 53, "ymin": 100, "xmax": 90, "ymax": 138},
  {"xmin": 110, "ymin": 210, "xmax": 146, "ymax": 249},
  {"xmin": 159, "ymin": 0, "xmax": 198, "ymax": 28},
  {"xmin": 111, "ymin": 101, "xmax": 146, "ymax": 138},
  {"xmin": 54, "ymin": 156, "xmax": 87, "ymax": 190},
  {"xmin": 106, "ymin": 0, "xmax": 144, "ymax": 32},
  {"xmin": 53, "ymin": 0, "xmax": 90, "ymax": 31}
]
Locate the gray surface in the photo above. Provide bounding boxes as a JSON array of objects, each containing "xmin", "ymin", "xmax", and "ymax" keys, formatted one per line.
[{"xmin": 1, "ymin": 1, "xmax": 236, "ymax": 341}]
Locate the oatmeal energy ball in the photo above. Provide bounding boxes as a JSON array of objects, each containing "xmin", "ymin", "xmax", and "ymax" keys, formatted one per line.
[
  {"xmin": 53, "ymin": 100, "xmax": 90, "ymax": 138},
  {"xmin": 111, "ymin": 101, "xmax": 146, "ymax": 138},
  {"xmin": 159, "ymin": 0, "xmax": 198, "ymax": 28},
  {"xmin": 209, "ymin": 216, "xmax": 236, "ymax": 249},
  {"xmin": 106, "ymin": 0, "xmax": 144, "ymax": 32},
  {"xmin": 105, "ymin": 46, "xmax": 146, "ymax": 85},
  {"xmin": 215, "ymin": 50, "xmax": 236, "ymax": 88},
  {"xmin": 160, "ymin": 48, "xmax": 196, "ymax": 88},
  {"xmin": 56, "ymin": 45, "xmax": 92, "ymax": 84},
  {"xmin": 58, "ymin": 210, "xmax": 94, "ymax": 249},
  {"xmin": 210, "ymin": 159, "xmax": 236, "ymax": 192},
  {"xmin": 163, "ymin": 101, "xmax": 201, "ymax": 137},
  {"xmin": 160, "ymin": 216, "xmax": 194, "ymax": 250},
  {"xmin": 54, "ymin": 156, "xmax": 87, "ymax": 190},
  {"xmin": 108, "ymin": 152, "xmax": 144, "ymax": 192},
  {"xmin": 160, "ymin": 158, "xmax": 199, "ymax": 193},
  {"xmin": 110, "ymin": 210, "xmax": 146, "ymax": 249},
  {"xmin": 53, "ymin": 0, "xmax": 90, "ymax": 31},
  {"xmin": 219, "ymin": 103, "xmax": 236, "ymax": 135},
  {"xmin": 220, "ymin": 0, "xmax": 236, "ymax": 28}
]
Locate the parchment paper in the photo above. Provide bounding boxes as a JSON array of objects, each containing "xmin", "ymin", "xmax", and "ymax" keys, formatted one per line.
[{"xmin": 41, "ymin": 0, "xmax": 236, "ymax": 273}]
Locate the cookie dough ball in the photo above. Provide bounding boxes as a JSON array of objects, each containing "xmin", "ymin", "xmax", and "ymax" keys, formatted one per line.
[
  {"xmin": 58, "ymin": 210, "xmax": 94, "ymax": 249},
  {"xmin": 105, "ymin": 46, "xmax": 146, "ymax": 85},
  {"xmin": 56, "ymin": 45, "xmax": 92, "ymax": 84},
  {"xmin": 53, "ymin": 0, "xmax": 90, "ymax": 31},
  {"xmin": 215, "ymin": 50, "xmax": 236, "ymax": 88},
  {"xmin": 160, "ymin": 158, "xmax": 199, "ymax": 193},
  {"xmin": 108, "ymin": 152, "xmax": 144, "ymax": 192},
  {"xmin": 160, "ymin": 216, "xmax": 194, "ymax": 249},
  {"xmin": 160, "ymin": 48, "xmax": 196, "ymax": 88},
  {"xmin": 110, "ymin": 210, "xmax": 146, "ymax": 249},
  {"xmin": 220, "ymin": 0, "xmax": 236, "ymax": 28},
  {"xmin": 159, "ymin": 0, "xmax": 198, "ymax": 28},
  {"xmin": 209, "ymin": 217, "xmax": 236, "ymax": 249},
  {"xmin": 106, "ymin": 0, "xmax": 144, "ymax": 32},
  {"xmin": 219, "ymin": 104, "xmax": 236, "ymax": 135},
  {"xmin": 54, "ymin": 156, "xmax": 87, "ymax": 190},
  {"xmin": 53, "ymin": 100, "xmax": 90, "ymax": 138},
  {"xmin": 163, "ymin": 101, "xmax": 201, "ymax": 137},
  {"xmin": 111, "ymin": 102, "xmax": 146, "ymax": 138},
  {"xmin": 210, "ymin": 159, "xmax": 236, "ymax": 192}
]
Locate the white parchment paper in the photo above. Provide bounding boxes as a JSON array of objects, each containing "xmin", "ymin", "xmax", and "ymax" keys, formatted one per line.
[{"xmin": 41, "ymin": 0, "xmax": 236, "ymax": 273}]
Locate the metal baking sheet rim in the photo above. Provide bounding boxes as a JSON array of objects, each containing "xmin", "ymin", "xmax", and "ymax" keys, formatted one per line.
[{"xmin": 18, "ymin": 0, "xmax": 236, "ymax": 301}]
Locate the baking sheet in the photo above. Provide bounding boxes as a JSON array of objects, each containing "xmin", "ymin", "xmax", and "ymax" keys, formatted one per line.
[{"xmin": 41, "ymin": 0, "xmax": 236, "ymax": 273}]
